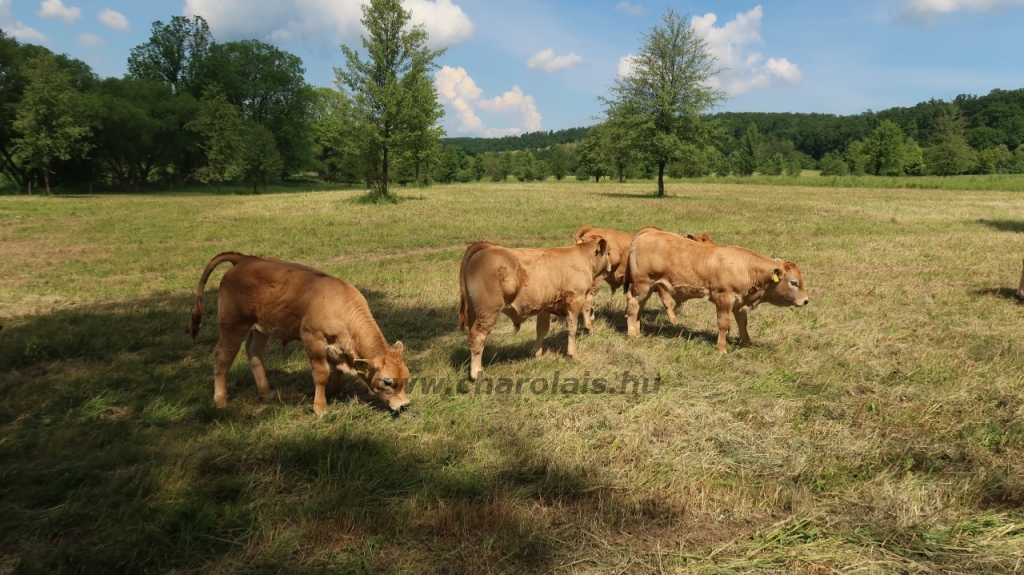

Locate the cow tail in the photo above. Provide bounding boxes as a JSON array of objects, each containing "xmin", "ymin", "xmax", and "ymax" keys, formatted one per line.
[
  {"xmin": 190, "ymin": 252, "xmax": 247, "ymax": 339},
  {"xmin": 458, "ymin": 242, "xmax": 492, "ymax": 332}
]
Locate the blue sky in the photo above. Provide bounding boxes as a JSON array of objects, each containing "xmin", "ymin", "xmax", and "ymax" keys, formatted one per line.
[{"xmin": 2, "ymin": 0, "xmax": 1023, "ymax": 137}]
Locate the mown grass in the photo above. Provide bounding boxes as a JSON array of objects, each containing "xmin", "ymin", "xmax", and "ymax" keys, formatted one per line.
[{"xmin": 1, "ymin": 182, "xmax": 1023, "ymax": 573}]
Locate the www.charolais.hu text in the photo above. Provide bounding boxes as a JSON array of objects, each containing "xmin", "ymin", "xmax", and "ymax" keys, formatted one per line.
[{"xmin": 406, "ymin": 371, "xmax": 661, "ymax": 395}]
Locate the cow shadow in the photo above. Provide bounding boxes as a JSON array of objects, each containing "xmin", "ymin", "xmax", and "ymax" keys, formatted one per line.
[
  {"xmin": 447, "ymin": 331, "xmax": 579, "ymax": 377},
  {"xmin": 0, "ymin": 293, "xmax": 607, "ymax": 573},
  {"xmin": 972, "ymin": 287, "xmax": 1021, "ymax": 302},
  {"xmin": 976, "ymin": 219, "xmax": 1024, "ymax": 233}
]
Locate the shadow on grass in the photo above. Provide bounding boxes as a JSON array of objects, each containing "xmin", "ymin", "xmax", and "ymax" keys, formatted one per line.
[
  {"xmin": 972, "ymin": 287, "xmax": 1022, "ymax": 302},
  {"xmin": 975, "ymin": 219, "xmax": 1024, "ymax": 233},
  {"xmin": 0, "ymin": 294, "xmax": 606, "ymax": 574},
  {"xmin": 597, "ymin": 191, "xmax": 698, "ymax": 200}
]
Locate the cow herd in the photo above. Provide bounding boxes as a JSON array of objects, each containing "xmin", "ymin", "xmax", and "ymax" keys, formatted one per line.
[{"xmin": 191, "ymin": 226, "xmax": 808, "ymax": 414}]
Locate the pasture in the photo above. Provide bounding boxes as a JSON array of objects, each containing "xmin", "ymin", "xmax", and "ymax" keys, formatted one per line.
[{"xmin": 1, "ymin": 181, "xmax": 1023, "ymax": 574}]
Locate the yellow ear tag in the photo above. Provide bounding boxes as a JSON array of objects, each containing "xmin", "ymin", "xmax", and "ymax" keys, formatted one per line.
[
  {"xmin": 772, "ymin": 272, "xmax": 781, "ymax": 283},
  {"xmin": 576, "ymin": 239, "xmax": 584, "ymax": 244}
]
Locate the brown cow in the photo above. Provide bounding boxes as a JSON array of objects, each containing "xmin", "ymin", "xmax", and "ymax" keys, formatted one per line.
[
  {"xmin": 572, "ymin": 225, "xmax": 715, "ymax": 327},
  {"xmin": 458, "ymin": 237, "xmax": 609, "ymax": 381},
  {"xmin": 190, "ymin": 252, "xmax": 410, "ymax": 413},
  {"xmin": 1018, "ymin": 257, "xmax": 1024, "ymax": 303},
  {"xmin": 625, "ymin": 228, "xmax": 808, "ymax": 353}
]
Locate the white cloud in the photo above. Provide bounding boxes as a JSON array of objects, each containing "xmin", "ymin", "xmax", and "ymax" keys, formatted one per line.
[
  {"xmin": 435, "ymin": 66, "xmax": 542, "ymax": 136},
  {"xmin": 690, "ymin": 6, "xmax": 802, "ymax": 95},
  {"xmin": 615, "ymin": 1, "xmax": 646, "ymax": 15},
  {"xmin": 184, "ymin": 0, "xmax": 474, "ymax": 49},
  {"xmin": 617, "ymin": 54, "xmax": 637, "ymax": 77},
  {"xmin": 77, "ymin": 33, "xmax": 104, "ymax": 47},
  {"xmin": 0, "ymin": 0, "xmax": 48, "ymax": 42},
  {"xmin": 38, "ymin": 0, "xmax": 81, "ymax": 23},
  {"xmin": 898, "ymin": 0, "xmax": 1024, "ymax": 22},
  {"xmin": 526, "ymin": 49, "xmax": 583, "ymax": 73},
  {"xmin": 98, "ymin": 8, "xmax": 128, "ymax": 31}
]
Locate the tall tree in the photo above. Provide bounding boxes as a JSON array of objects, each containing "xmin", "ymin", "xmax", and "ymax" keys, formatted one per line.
[
  {"xmin": 202, "ymin": 40, "xmax": 314, "ymax": 175},
  {"xmin": 548, "ymin": 144, "xmax": 570, "ymax": 180},
  {"xmin": 335, "ymin": 0, "xmax": 445, "ymax": 198},
  {"xmin": 575, "ymin": 131, "xmax": 609, "ymax": 183},
  {"xmin": 602, "ymin": 10, "xmax": 724, "ymax": 196},
  {"xmin": 309, "ymin": 87, "xmax": 357, "ymax": 182},
  {"xmin": 11, "ymin": 55, "xmax": 93, "ymax": 194},
  {"xmin": 733, "ymin": 123, "xmax": 761, "ymax": 176},
  {"xmin": 240, "ymin": 121, "xmax": 283, "ymax": 193},
  {"xmin": 186, "ymin": 85, "xmax": 244, "ymax": 192},
  {"xmin": 926, "ymin": 105, "xmax": 974, "ymax": 176},
  {"xmin": 599, "ymin": 112, "xmax": 643, "ymax": 182},
  {"xmin": 128, "ymin": 16, "xmax": 214, "ymax": 96},
  {"xmin": 864, "ymin": 120, "xmax": 906, "ymax": 176}
]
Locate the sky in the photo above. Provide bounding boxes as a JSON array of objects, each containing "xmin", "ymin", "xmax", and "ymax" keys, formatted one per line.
[{"xmin": 2, "ymin": 0, "xmax": 1023, "ymax": 138}]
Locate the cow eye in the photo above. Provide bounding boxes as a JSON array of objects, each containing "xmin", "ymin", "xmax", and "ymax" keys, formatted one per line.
[
  {"xmin": 789, "ymin": 279, "xmax": 799, "ymax": 287},
  {"xmin": 382, "ymin": 378, "xmax": 394, "ymax": 388}
]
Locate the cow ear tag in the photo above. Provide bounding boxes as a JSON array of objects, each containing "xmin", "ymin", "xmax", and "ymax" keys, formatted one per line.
[
  {"xmin": 772, "ymin": 272, "xmax": 781, "ymax": 283},
  {"xmin": 576, "ymin": 239, "xmax": 584, "ymax": 244}
]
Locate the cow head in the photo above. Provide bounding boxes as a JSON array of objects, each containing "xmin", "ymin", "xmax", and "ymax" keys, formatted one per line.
[
  {"xmin": 354, "ymin": 341, "xmax": 410, "ymax": 412},
  {"xmin": 571, "ymin": 226, "xmax": 594, "ymax": 246},
  {"xmin": 685, "ymin": 232, "xmax": 715, "ymax": 245},
  {"xmin": 764, "ymin": 262, "xmax": 809, "ymax": 308},
  {"xmin": 578, "ymin": 236, "xmax": 611, "ymax": 275}
]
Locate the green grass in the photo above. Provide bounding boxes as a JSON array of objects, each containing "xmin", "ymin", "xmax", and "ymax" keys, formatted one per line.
[{"xmin": 1, "ymin": 181, "xmax": 1023, "ymax": 573}]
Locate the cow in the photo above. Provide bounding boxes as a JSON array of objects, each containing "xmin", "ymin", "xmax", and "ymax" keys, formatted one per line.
[
  {"xmin": 189, "ymin": 252, "xmax": 410, "ymax": 414},
  {"xmin": 571, "ymin": 225, "xmax": 715, "ymax": 328},
  {"xmin": 458, "ymin": 237, "xmax": 610, "ymax": 382},
  {"xmin": 624, "ymin": 228, "xmax": 808, "ymax": 353}
]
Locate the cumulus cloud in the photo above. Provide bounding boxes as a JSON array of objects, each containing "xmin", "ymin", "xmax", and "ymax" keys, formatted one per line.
[
  {"xmin": 38, "ymin": 0, "xmax": 81, "ymax": 23},
  {"xmin": 617, "ymin": 54, "xmax": 637, "ymax": 77},
  {"xmin": 526, "ymin": 49, "xmax": 583, "ymax": 73},
  {"xmin": 77, "ymin": 33, "xmax": 104, "ymax": 47},
  {"xmin": 0, "ymin": 0, "xmax": 48, "ymax": 42},
  {"xmin": 690, "ymin": 6, "xmax": 802, "ymax": 95},
  {"xmin": 98, "ymin": 8, "xmax": 128, "ymax": 31},
  {"xmin": 184, "ymin": 0, "xmax": 474, "ymax": 49},
  {"xmin": 615, "ymin": 1, "xmax": 646, "ymax": 15},
  {"xmin": 898, "ymin": 0, "xmax": 1024, "ymax": 23},
  {"xmin": 435, "ymin": 66, "xmax": 542, "ymax": 136}
]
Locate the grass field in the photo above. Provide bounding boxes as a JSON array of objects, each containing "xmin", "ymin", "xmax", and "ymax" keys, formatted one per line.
[{"xmin": 1, "ymin": 181, "xmax": 1023, "ymax": 574}]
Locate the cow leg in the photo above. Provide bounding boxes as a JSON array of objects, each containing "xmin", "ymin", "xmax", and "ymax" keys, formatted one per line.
[
  {"xmin": 245, "ymin": 329, "xmax": 274, "ymax": 402},
  {"xmin": 715, "ymin": 304, "xmax": 732, "ymax": 354},
  {"xmin": 534, "ymin": 312, "xmax": 550, "ymax": 357},
  {"xmin": 468, "ymin": 317, "xmax": 496, "ymax": 382},
  {"xmin": 655, "ymin": 285, "xmax": 678, "ymax": 325},
  {"xmin": 581, "ymin": 288, "xmax": 596, "ymax": 332},
  {"xmin": 212, "ymin": 326, "xmax": 249, "ymax": 408},
  {"xmin": 302, "ymin": 339, "xmax": 332, "ymax": 414},
  {"xmin": 565, "ymin": 310, "xmax": 580, "ymax": 358},
  {"xmin": 327, "ymin": 366, "xmax": 344, "ymax": 399},
  {"xmin": 626, "ymin": 283, "xmax": 652, "ymax": 337},
  {"xmin": 734, "ymin": 309, "xmax": 751, "ymax": 348}
]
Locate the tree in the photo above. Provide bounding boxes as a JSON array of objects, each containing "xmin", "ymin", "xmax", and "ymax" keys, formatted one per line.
[
  {"xmin": 471, "ymin": 155, "xmax": 485, "ymax": 181},
  {"xmin": 128, "ymin": 16, "xmax": 214, "ymax": 96},
  {"xmin": 437, "ymin": 145, "xmax": 463, "ymax": 183},
  {"xmin": 864, "ymin": 120, "xmax": 906, "ymax": 176},
  {"xmin": 599, "ymin": 111, "xmax": 642, "ymax": 182},
  {"xmin": 11, "ymin": 55, "xmax": 93, "ymax": 195},
  {"xmin": 845, "ymin": 140, "xmax": 868, "ymax": 176},
  {"xmin": 186, "ymin": 85, "xmax": 244, "ymax": 192},
  {"xmin": 575, "ymin": 132, "xmax": 609, "ymax": 183},
  {"xmin": 309, "ymin": 87, "xmax": 358, "ymax": 182},
  {"xmin": 733, "ymin": 123, "xmax": 761, "ymax": 176},
  {"xmin": 602, "ymin": 10, "xmax": 724, "ymax": 196},
  {"xmin": 818, "ymin": 151, "xmax": 849, "ymax": 176},
  {"xmin": 926, "ymin": 106, "xmax": 974, "ymax": 176},
  {"xmin": 903, "ymin": 138, "xmax": 925, "ymax": 176},
  {"xmin": 515, "ymin": 150, "xmax": 536, "ymax": 181},
  {"xmin": 493, "ymin": 151, "xmax": 513, "ymax": 181},
  {"xmin": 549, "ymin": 144, "xmax": 570, "ymax": 180},
  {"xmin": 240, "ymin": 121, "xmax": 283, "ymax": 193},
  {"xmin": 336, "ymin": 0, "xmax": 445, "ymax": 198},
  {"xmin": 202, "ymin": 40, "xmax": 314, "ymax": 175}
]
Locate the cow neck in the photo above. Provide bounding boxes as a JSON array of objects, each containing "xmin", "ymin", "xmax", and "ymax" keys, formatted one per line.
[{"xmin": 351, "ymin": 326, "xmax": 389, "ymax": 360}]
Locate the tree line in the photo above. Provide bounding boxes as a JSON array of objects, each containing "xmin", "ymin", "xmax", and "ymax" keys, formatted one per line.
[{"xmin": 0, "ymin": 0, "xmax": 443, "ymax": 196}]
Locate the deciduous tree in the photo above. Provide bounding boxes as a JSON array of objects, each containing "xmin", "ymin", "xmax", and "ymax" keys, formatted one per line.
[
  {"xmin": 128, "ymin": 16, "xmax": 213, "ymax": 96},
  {"xmin": 186, "ymin": 85, "xmax": 243, "ymax": 192}
]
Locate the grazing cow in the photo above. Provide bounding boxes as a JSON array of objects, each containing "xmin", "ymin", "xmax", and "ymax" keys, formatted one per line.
[
  {"xmin": 190, "ymin": 252, "xmax": 410, "ymax": 413},
  {"xmin": 458, "ymin": 237, "xmax": 610, "ymax": 381},
  {"xmin": 572, "ymin": 225, "xmax": 715, "ymax": 327},
  {"xmin": 625, "ymin": 228, "xmax": 808, "ymax": 353}
]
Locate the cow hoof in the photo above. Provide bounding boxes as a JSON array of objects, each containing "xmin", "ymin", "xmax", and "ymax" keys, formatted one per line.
[{"xmin": 214, "ymin": 396, "xmax": 227, "ymax": 408}]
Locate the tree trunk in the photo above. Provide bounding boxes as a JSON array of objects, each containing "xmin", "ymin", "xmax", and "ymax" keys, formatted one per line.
[
  {"xmin": 43, "ymin": 170, "xmax": 51, "ymax": 196},
  {"xmin": 27, "ymin": 179, "xmax": 32, "ymax": 195},
  {"xmin": 619, "ymin": 164, "xmax": 625, "ymax": 183},
  {"xmin": 253, "ymin": 180, "xmax": 258, "ymax": 194},
  {"xmin": 381, "ymin": 146, "xmax": 389, "ymax": 195},
  {"xmin": 415, "ymin": 161, "xmax": 421, "ymax": 185},
  {"xmin": 657, "ymin": 161, "xmax": 666, "ymax": 196}
]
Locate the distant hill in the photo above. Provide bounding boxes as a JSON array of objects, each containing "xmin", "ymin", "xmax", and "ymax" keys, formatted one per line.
[{"xmin": 444, "ymin": 88, "xmax": 1024, "ymax": 160}]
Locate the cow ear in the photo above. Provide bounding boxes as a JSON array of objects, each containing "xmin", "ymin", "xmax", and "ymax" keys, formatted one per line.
[
  {"xmin": 392, "ymin": 341, "xmax": 404, "ymax": 354},
  {"xmin": 596, "ymin": 238, "xmax": 607, "ymax": 255},
  {"xmin": 771, "ymin": 268, "xmax": 783, "ymax": 283}
]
